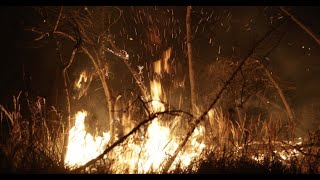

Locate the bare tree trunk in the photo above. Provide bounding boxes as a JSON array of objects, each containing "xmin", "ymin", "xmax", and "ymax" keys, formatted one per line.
[
  {"xmin": 60, "ymin": 71, "xmax": 71, "ymax": 167},
  {"xmin": 51, "ymin": 7, "xmax": 81, "ymax": 166},
  {"xmin": 82, "ymin": 47, "xmax": 114, "ymax": 138},
  {"xmin": 60, "ymin": 47, "xmax": 78, "ymax": 167},
  {"xmin": 186, "ymin": 6, "xmax": 197, "ymax": 115},
  {"xmin": 101, "ymin": 7, "xmax": 115, "ymax": 140},
  {"xmin": 280, "ymin": 7, "xmax": 320, "ymax": 46},
  {"xmin": 50, "ymin": 6, "xmax": 72, "ymax": 167},
  {"xmin": 98, "ymin": 69, "xmax": 114, "ymax": 137},
  {"xmin": 260, "ymin": 63, "xmax": 294, "ymax": 122}
]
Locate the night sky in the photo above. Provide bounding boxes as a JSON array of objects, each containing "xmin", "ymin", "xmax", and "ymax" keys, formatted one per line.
[{"xmin": 1, "ymin": 6, "xmax": 320, "ymax": 119}]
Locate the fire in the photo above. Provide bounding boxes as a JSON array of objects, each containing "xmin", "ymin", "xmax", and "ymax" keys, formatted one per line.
[
  {"xmin": 154, "ymin": 60, "xmax": 162, "ymax": 75},
  {"xmin": 153, "ymin": 47, "xmax": 172, "ymax": 75},
  {"xmin": 163, "ymin": 47, "xmax": 171, "ymax": 73},
  {"xmin": 64, "ymin": 47, "xmax": 306, "ymax": 173},
  {"xmin": 64, "ymin": 111, "xmax": 111, "ymax": 168},
  {"xmin": 75, "ymin": 71, "xmax": 88, "ymax": 89},
  {"xmin": 150, "ymin": 79, "xmax": 165, "ymax": 112},
  {"xmin": 250, "ymin": 138, "xmax": 303, "ymax": 165},
  {"xmin": 65, "ymin": 75, "xmax": 304, "ymax": 173},
  {"xmin": 65, "ymin": 48, "xmax": 207, "ymax": 173}
]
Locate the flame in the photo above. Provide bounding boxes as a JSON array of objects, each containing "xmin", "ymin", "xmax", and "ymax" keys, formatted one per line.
[
  {"xmin": 62, "ymin": 45, "xmax": 311, "ymax": 173},
  {"xmin": 106, "ymin": 118, "xmax": 205, "ymax": 173},
  {"xmin": 154, "ymin": 60, "xmax": 162, "ymax": 75},
  {"xmin": 75, "ymin": 71, "xmax": 88, "ymax": 89},
  {"xmin": 109, "ymin": 51, "xmax": 205, "ymax": 173},
  {"xmin": 150, "ymin": 79, "xmax": 165, "ymax": 112},
  {"xmin": 250, "ymin": 138, "xmax": 302, "ymax": 164},
  {"xmin": 102, "ymin": 72, "xmax": 206, "ymax": 173},
  {"xmin": 163, "ymin": 47, "xmax": 171, "ymax": 74},
  {"xmin": 65, "ymin": 78, "xmax": 302, "ymax": 173},
  {"xmin": 64, "ymin": 111, "xmax": 111, "ymax": 168},
  {"xmin": 65, "ymin": 48, "xmax": 206, "ymax": 173},
  {"xmin": 153, "ymin": 47, "xmax": 172, "ymax": 75}
]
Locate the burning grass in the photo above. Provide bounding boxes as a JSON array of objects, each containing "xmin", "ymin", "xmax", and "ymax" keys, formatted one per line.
[
  {"xmin": 1, "ymin": 53, "xmax": 320, "ymax": 173},
  {"xmin": 1, "ymin": 91, "xmax": 319, "ymax": 174},
  {"xmin": 1, "ymin": 52, "xmax": 319, "ymax": 174}
]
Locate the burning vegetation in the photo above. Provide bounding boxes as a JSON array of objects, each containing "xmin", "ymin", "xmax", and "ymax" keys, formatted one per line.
[{"xmin": 0, "ymin": 6, "xmax": 320, "ymax": 174}]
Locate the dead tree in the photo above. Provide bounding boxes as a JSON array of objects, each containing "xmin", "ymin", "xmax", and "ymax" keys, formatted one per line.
[{"xmin": 186, "ymin": 6, "xmax": 197, "ymax": 116}]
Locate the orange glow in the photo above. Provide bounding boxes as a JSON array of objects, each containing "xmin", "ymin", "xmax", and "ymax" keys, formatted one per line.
[{"xmin": 75, "ymin": 71, "xmax": 88, "ymax": 89}]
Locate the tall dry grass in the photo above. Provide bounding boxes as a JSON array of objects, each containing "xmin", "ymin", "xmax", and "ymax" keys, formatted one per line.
[
  {"xmin": 0, "ymin": 92, "xmax": 319, "ymax": 173},
  {"xmin": 0, "ymin": 92, "xmax": 66, "ymax": 173}
]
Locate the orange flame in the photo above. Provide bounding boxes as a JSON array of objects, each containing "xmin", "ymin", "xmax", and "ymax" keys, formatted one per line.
[
  {"xmin": 64, "ymin": 111, "xmax": 110, "ymax": 168},
  {"xmin": 65, "ymin": 48, "xmax": 207, "ymax": 173},
  {"xmin": 75, "ymin": 71, "xmax": 88, "ymax": 89},
  {"xmin": 163, "ymin": 47, "xmax": 171, "ymax": 74},
  {"xmin": 153, "ymin": 47, "xmax": 172, "ymax": 75}
]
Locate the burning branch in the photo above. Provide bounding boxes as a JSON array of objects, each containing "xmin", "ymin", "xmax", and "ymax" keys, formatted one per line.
[{"xmin": 162, "ymin": 23, "xmax": 284, "ymax": 173}]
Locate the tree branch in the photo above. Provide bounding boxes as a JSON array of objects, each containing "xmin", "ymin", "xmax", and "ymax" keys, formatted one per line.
[
  {"xmin": 63, "ymin": 46, "xmax": 78, "ymax": 70},
  {"xmin": 53, "ymin": 6, "xmax": 64, "ymax": 33},
  {"xmin": 54, "ymin": 31, "xmax": 76, "ymax": 42},
  {"xmin": 280, "ymin": 7, "xmax": 320, "ymax": 46}
]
